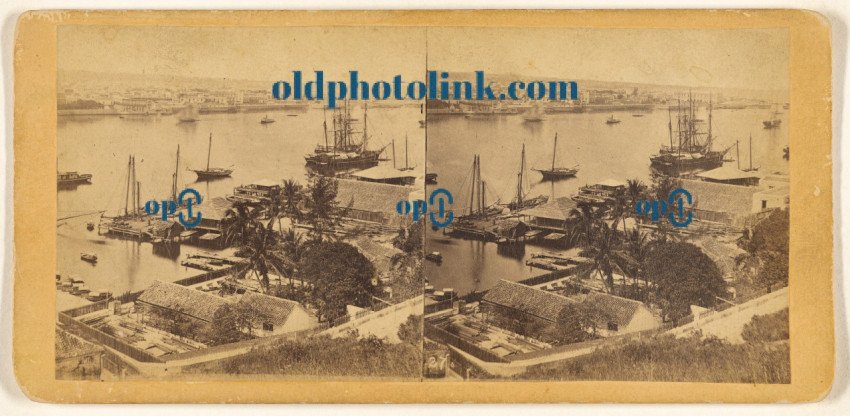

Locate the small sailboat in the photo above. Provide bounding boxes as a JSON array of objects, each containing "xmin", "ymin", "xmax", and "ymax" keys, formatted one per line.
[
  {"xmin": 505, "ymin": 144, "xmax": 548, "ymax": 211},
  {"xmin": 763, "ymin": 107, "xmax": 782, "ymax": 129},
  {"xmin": 533, "ymin": 133, "xmax": 578, "ymax": 180},
  {"xmin": 191, "ymin": 133, "xmax": 233, "ymax": 179},
  {"xmin": 605, "ymin": 114, "xmax": 621, "ymax": 124},
  {"xmin": 260, "ymin": 115, "xmax": 276, "ymax": 124},
  {"xmin": 177, "ymin": 104, "xmax": 199, "ymax": 123},
  {"xmin": 523, "ymin": 104, "xmax": 545, "ymax": 122}
]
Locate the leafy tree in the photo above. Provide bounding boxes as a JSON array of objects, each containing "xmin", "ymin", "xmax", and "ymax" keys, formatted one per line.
[
  {"xmin": 394, "ymin": 218, "xmax": 424, "ymax": 254},
  {"xmin": 222, "ymin": 202, "xmax": 264, "ymax": 247},
  {"xmin": 299, "ymin": 241, "xmax": 376, "ymax": 322},
  {"xmin": 626, "ymin": 178, "xmax": 648, "ymax": 214},
  {"xmin": 743, "ymin": 209, "xmax": 789, "ymax": 292},
  {"xmin": 280, "ymin": 179, "xmax": 304, "ymax": 223},
  {"xmin": 644, "ymin": 242, "xmax": 727, "ymax": 323},
  {"xmin": 555, "ymin": 302, "xmax": 603, "ymax": 344},
  {"xmin": 397, "ymin": 314, "xmax": 423, "ymax": 345},
  {"xmin": 234, "ymin": 225, "xmax": 295, "ymax": 293},
  {"xmin": 206, "ymin": 304, "xmax": 253, "ymax": 345}
]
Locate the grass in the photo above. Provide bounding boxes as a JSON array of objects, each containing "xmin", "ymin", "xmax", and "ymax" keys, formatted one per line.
[
  {"xmin": 520, "ymin": 310, "xmax": 791, "ymax": 383},
  {"xmin": 184, "ymin": 334, "xmax": 421, "ymax": 379}
]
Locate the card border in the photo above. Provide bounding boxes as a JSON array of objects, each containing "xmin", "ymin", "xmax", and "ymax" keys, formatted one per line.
[{"xmin": 13, "ymin": 9, "xmax": 834, "ymax": 403}]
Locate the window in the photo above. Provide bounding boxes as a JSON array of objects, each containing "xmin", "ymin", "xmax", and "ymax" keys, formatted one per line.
[
  {"xmin": 262, "ymin": 322, "xmax": 274, "ymax": 332},
  {"xmin": 761, "ymin": 200, "xmax": 768, "ymax": 209},
  {"xmin": 607, "ymin": 322, "xmax": 619, "ymax": 332}
]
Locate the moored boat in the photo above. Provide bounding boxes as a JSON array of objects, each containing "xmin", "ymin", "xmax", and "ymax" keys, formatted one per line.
[
  {"xmin": 533, "ymin": 133, "xmax": 579, "ymax": 180},
  {"xmin": 191, "ymin": 133, "xmax": 233, "ymax": 179},
  {"xmin": 57, "ymin": 171, "xmax": 92, "ymax": 185},
  {"xmin": 80, "ymin": 253, "xmax": 98, "ymax": 263}
]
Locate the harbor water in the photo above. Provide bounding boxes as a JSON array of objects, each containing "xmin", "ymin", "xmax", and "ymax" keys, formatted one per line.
[
  {"xmin": 425, "ymin": 107, "xmax": 789, "ymax": 296},
  {"xmin": 57, "ymin": 105, "xmax": 424, "ymax": 296}
]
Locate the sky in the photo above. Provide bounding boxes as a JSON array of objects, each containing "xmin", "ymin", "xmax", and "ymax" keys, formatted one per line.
[{"xmin": 58, "ymin": 26, "xmax": 787, "ymax": 91}]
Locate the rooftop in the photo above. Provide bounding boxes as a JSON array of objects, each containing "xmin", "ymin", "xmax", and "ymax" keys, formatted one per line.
[
  {"xmin": 680, "ymin": 179, "xmax": 760, "ymax": 216},
  {"xmin": 483, "ymin": 279, "xmax": 575, "ymax": 322},
  {"xmin": 335, "ymin": 178, "xmax": 413, "ymax": 214},
  {"xmin": 137, "ymin": 280, "xmax": 230, "ymax": 322},
  {"xmin": 55, "ymin": 328, "xmax": 102, "ymax": 359},
  {"xmin": 522, "ymin": 197, "xmax": 577, "ymax": 221},
  {"xmin": 350, "ymin": 165, "xmax": 417, "ymax": 181},
  {"xmin": 583, "ymin": 291, "xmax": 645, "ymax": 327},
  {"xmin": 695, "ymin": 165, "xmax": 761, "ymax": 182},
  {"xmin": 237, "ymin": 292, "xmax": 310, "ymax": 325}
]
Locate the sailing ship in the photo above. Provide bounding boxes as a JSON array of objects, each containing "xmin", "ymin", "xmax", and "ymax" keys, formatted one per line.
[
  {"xmin": 260, "ymin": 115, "xmax": 276, "ymax": 124},
  {"xmin": 533, "ymin": 133, "xmax": 578, "ymax": 180},
  {"xmin": 191, "ymin": 133, "xmax": 233, "ymax": 179},
  {"xmin": 522, "ymin": 104, "xmax": 545, "ymax": 122},
  {"xmin": 605, "ymin": 115, "xmax": 621, "ymax": 124},
  {"xmin": 505, "ymin": 144, "xmax": 548, "ymax": 211},
  {"xmin": 57, "ymin": 171, "xmax": 92, "ymax": 185},
  {"xmin": 455, "ymin": 155, "xmax": 502, "ymax": 220},
  {"xmin": 177, "ymin": 104, "xmax": 199, "ymax": 123},
  {"xmin": 763, "ymin": 107, "xmax": 782, "ymax": 129},
  {"xmin": 649, "ymin": 95, "xmax": 734, "ymax": 176},
  {"xmin": 304, "ymin": 101, "xmax": 386, "ymax": 175}
]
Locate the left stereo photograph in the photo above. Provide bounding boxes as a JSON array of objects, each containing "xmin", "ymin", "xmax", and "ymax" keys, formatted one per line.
[{"xmin": 55, "ymin": 25, "xmax": 427, "ymax": 381}]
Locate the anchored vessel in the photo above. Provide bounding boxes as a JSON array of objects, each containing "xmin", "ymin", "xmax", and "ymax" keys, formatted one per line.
[
  {"xmin": 533, "ymin": 133, "xmax": 578, "ymax": 180},
  {"xmin": 763, "ymin": 107, "xmax": 782, "ymax": 129},
  {"xmin": 260, "ymin": 115, "xmax": 276, "ymax": 124},
  {"xmin": 305, "ymin": 102, "xmax": 386, "ymax": 176},
  {"xmin": 57, "ymin": 171, "xmax": 92, "ymax": 185},
  {"xmin": 649, "ymin": 96, "xmax": 734, "ymax": 176},
  {"xmin": 506, "ymin": 143, "xmax": 548, "ymax": 211},
  {"xmin": 605, "ymin": 114, "xmax": 621, "ymax": 124},
  {"xmin": 191, "ymin": 133, "xmax": 233, "ymax": 179},
  {"xmin": 177, "ymin": 104, "xmax": 199, "ymax": 123}
]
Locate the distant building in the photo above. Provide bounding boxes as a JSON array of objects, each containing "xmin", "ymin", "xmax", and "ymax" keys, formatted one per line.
[
  {"xmin": 522, "ymin": 196, "xmax": 577, "ymax": 231},
  {"xmin": 136, "ymin": 280, "xmax": 230, "ymax": 326},
  {"xmin": 228, "ymin": 180, "xmax": 281, "ymax": 205},
  {"xmin": 55, "ymin": 328, "xmax": 103, "ymax": 380},
  {"xmin": 334, "ymin": 178, "xmax": 413, "ymax": 226},
  {"xmin": 753, "ymin": 186, "xmax": 790, "ymax": 212},
  {"xmin": 236, "ymin": 293, "xmax": 317, "ymax": 336},
  {"xmin": 178, "ymin": 196, "xmax": 235, "ymax": 248}
]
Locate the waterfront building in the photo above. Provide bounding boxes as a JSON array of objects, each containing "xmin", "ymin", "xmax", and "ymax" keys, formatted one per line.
[{"xmin": 334, "ymin": 178, "xmax": 413, "ymax": 227}]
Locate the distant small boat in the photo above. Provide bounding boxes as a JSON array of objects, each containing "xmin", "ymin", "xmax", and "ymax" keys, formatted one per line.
[
  {"xmin": 425, "ymin": 173, "xmax": 438, "ymax": 184},
  {"xmin": 81, "ymin": 253, "xmax": 98, "ymax": 263},
  {"xmin": 523, "ymin": 105, "xmax": 545, "ymax": 122},
  {"xmin": 260, "ymin": 115, "xmax": 275, "ymax": 124},
  {"xmin": 286, "ymin": 114, "xmax": 299, "ymax": 117},
  {"xmin": 57, "ymin": 171, "xmax": 92, "ymax": 185},
  {"xmin": 425, "ymin": 252, "xmax": 443, "ymax": 263},
  {"xmin": 177, "ymin": 104, "xmax": 199, "ymax": 123},
  {"xmin": 606, "ymin": 115, "xmax": 621, "ymax": 124},
  {"xmin": 763, "ymin": 108, "xmax": 782, "ymax": 129},
  {"xmin": 631, "ymin": 114, "xmax": 644, "ymax": 117},
  {"xmin": 86, "ymin": 222, "xmax": 95, "ymax": 231}
]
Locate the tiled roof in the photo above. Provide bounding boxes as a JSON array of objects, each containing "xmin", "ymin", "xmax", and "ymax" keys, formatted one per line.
[
  {"xmin": 522, "ymin": 197, "xmax": 577, "ymax": 221},
  {"xmin": 583, "ymin": 291, "xmax": 643, "ymax": 327},
  {"xmin": 55, "ymin": 328, "xmax": 102, "ymax": 359},
  {"xmin": 237, "ymin": 292, "xmax": 308, "ymax": 325},
  {"xmin": 695, "ymin": 165, "xmax": 761, "ymax": 181},
  {"xmin": 483, "ymin": 279, "xmax": 575, "ymax": 322},
  {"xmin": 680, "ymin": 179, "xmax": 759, "ymax": 216},
  {"xmin": 137, "ymin": 280, "xmax": 230, "ymax": 322},
  {"xmin": 334, "ymin": 178, "xmax": 412, "ymax": 214},
  {"xmin": 350, "ymin": 165, "xmax": 417, "ymax": 181}
]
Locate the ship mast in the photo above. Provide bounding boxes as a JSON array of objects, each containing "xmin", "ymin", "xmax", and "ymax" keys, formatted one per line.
[
  {"xmin": 551, "ymin": 133, "xmax": 558, "ymax": 171},
  {"xmin": 516, "ymin": 144, "xmax": 526, "ymax": 209},
  {"xmin": 206, "ymin": 133, "xmax": 212, "ymax": 171},
  {"xmin": 172, "ymin": 145, "xmax": 180, "ymax": 201}
]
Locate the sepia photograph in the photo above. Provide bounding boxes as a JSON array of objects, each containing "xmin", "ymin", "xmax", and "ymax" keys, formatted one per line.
[
  {"xmin": 422, "ymin": 27, "xmax": 791, "ymax": 382},
  {"xmin": 54, "ymin": 25, "xmax": 426, "ymax": 381}
]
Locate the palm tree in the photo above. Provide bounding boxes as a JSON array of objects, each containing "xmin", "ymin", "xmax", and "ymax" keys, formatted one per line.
[
  {"xmin": 221, "ymin": 202, "xmax": 263, "ymax": 247},
  {"xmin": 280, "ymin": 227, "xmax": 305, "ymax": 289},
  {"xmin": 566, "ymin": 201, "xmax": 606, "ymax": 248},
  {"xmin": 575, "ymin": 222, "xmax": 634, "ymax": 294},
  {"xmin": 281, "ymin": 179, "xmax": 304, "ymax": 223},
  {"xmin": 626, "ymin": 178, "xmax": 647, "ymax": 216},
  {"xmin": 233, "ymin": 225, "xmax": 295, "ymax": 294},
  {"xmin": 610, "ymin": 188, "xmax": 630, "ymax": 235},
  {"xmin": 304, "ymin": 175, "xmax": 341, "ymax": 241},
  {"xmin": 625, "ymin": 228, "xmax": 652, "ymax": 300}
]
